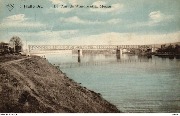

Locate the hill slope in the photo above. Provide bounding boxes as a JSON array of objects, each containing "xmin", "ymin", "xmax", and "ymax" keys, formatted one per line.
[{"xmin": 0, "ymin": 56, "xmax": 120, "ymax": 113}]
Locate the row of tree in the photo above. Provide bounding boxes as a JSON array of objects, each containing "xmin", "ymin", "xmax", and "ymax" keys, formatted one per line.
[
  {"xmin": 156, "ymin": 44, "xmax": 180, "ymax": 54},
  {"xmin": 0, "ymin": 36, "xmax": 23, "ymax": 55}
]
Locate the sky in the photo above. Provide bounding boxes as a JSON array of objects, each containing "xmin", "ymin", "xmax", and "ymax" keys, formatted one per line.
[{"xmin": 0, "ymin": 0, "xmax": 180, "ymax": 46}]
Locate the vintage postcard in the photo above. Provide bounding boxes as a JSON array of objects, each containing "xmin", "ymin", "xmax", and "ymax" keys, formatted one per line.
[{"xmin": 0, "ymin": 0, "xmax": 180, "ymax": 114}]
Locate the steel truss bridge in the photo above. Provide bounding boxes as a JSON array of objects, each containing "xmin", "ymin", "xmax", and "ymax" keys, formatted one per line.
[{"xmin": 28, "ymin": 45, "xmax": 153, "ymax": 52}]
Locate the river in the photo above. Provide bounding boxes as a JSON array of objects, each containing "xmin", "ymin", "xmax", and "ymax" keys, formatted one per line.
[{"xmin": 40, "ymin": 51, "xmax": 180, "ymax": 113}]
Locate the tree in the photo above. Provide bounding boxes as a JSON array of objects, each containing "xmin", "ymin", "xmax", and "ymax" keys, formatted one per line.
[
  {"xmin": 166, "ymin": 44, "xmax": 174, "ymax": 54},
  {"xmin": 175, "ymin": 44, "xmax": 180, "ymax": 54},
  {"xmin": 9, "ymin": 36, "xmax": 23, "ymax": 53}
]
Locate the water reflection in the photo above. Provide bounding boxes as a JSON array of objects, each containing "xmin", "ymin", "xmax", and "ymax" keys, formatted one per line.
[
  {"xmin": 78, "ymin": 56, "xmax": 81, "ymax": 63},
  {"xmin": 43, "ymin": 52, "xmax": 180, "ymax": 113},
  {"xmin": 116, "ymin": 54, "xmax": 121, "ymax": 62}
]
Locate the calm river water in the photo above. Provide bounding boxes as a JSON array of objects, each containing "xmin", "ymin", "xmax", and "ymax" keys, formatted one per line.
[{"xmin": 42, "ymin": 52, "xmax": 180, "ymax": 113}]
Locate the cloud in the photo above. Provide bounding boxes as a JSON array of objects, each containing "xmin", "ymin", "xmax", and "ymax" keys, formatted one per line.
[
  {"xmin": 149, "ymin": 11, "xmax": 163, "ymax": 22},
  {"xmin": 0, "ymin": 29, "xmax": 79, "ymax": 46},
  {"xmin": 4, "ymin": 14, "xmax": 28, "ymax": 22},
  {"xmin": 90, "ymin": 1, "xmax": 124, "ymax": 13},
  {"xmin": 33, "ymin": 30, "xmax": 79, "ymax": 39},
  {"xmin": 1, "ymin": 30, "xmax": 179, "ymax": 46},
  {"xmin": 59, "ymin": 16, "xmax": 122, "ymax": 25},
  {"xmin": 0, "ymin": 14, "xmax": 45, "ymax": 29},
  {"xmin": 130, "ymin": 11, "xmax": 174, "ymax": 28},
  {"xmin": 59, "ymin": 16, "xmax": 85, "ymax": 24},
  {"xmin": 148, "ymin": 11, "xmax": 173, "ymax": 26},
  {"xmin": 62, "ymin": 31, "xmax": 180, "ymax": 45},
  {"xmin": 106, "ymin": 19, "xmax": 121, "ymax": 24}
]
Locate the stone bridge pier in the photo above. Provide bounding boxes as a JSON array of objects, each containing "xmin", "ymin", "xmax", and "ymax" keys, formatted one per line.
[{"xmin": 78, "ymin": 49, "xmax": 83, "ymax": 56}]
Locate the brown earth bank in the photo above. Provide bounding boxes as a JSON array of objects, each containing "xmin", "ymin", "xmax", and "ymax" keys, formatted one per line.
[{"xmin": 0, "ymin": 55, "xmax": 120, "ymax": 113}]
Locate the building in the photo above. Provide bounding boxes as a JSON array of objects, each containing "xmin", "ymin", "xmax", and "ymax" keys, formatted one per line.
[{"xmin": 0, "ymin": 42, "xmax": 10, "ymax": 55}]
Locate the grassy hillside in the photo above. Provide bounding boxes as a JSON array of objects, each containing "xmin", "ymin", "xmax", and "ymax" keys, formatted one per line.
[{"xmin": 0, "ymin": 56, "xmax": 120, "ymax": 113}]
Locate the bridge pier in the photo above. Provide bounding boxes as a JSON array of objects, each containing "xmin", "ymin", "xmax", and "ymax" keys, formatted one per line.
[
  {"xmin": 116, "ymin": 47, "xmax": 122, "ymax": 55},
  {"xmin": 116, "ymin": 49, "xmax": 120, "ymax": 60},
  {"xmin": 116, "ymin": 47, "xmax": 122, "ymax": 61},
  {"xmin": 78, "ymin": 49, "xmax": 83, "ymax": 56}
]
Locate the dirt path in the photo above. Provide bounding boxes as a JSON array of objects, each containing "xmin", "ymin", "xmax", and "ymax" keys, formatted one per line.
[{"xmin": 0, "ymin": 57, "xmax": 31, "ymax": 66}]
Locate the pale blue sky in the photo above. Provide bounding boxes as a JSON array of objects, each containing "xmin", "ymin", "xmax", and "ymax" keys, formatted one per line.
[{"xmin": 0, "ymin": 0, "xmax": 179, "ymax": 45}]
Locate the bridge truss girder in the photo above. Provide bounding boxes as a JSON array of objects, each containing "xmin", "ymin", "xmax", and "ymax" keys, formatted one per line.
[{"xmin": 28, "ymin": 45, "xmax": 153, "ymax": 52}]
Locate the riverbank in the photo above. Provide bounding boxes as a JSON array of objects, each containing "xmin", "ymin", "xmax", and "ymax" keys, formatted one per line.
[
  {"xmin": 0, "ymin": 55, "xmax": 120, "ymax": 113},
  {"xmin": 154, "ymin": 53, "xmax": 180, "ymax": 59}
]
